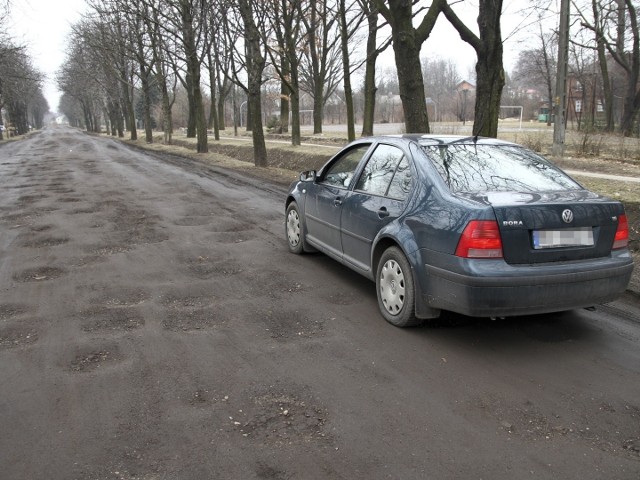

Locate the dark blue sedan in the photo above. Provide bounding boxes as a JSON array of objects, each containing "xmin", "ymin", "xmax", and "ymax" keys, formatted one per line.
[{"xmin": 285, "ymin": 135, "xmax": 634, "ymax": 327}]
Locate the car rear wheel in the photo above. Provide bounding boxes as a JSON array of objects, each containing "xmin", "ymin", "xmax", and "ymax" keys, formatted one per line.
[
  {"xmin": 286, "ymin": 201, "xmax": 306, "ymax": 254},
  {"xmin": 377, "ymin": 247, "xmax": 422, "ymax": 327}
]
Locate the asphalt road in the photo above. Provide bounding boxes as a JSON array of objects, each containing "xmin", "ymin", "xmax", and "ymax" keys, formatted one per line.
[{"xmin": 1, "ymin": 126, "xmax": 639, "ymax": 479}]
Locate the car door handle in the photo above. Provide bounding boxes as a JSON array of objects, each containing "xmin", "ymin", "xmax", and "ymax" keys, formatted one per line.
[
  {"xmin": 334, "ymin": 197, "xmax": 343, "ymax": 206},
  {"xmin": 378, "ymin": 207, "xmax": 390, "ymax": 218}
]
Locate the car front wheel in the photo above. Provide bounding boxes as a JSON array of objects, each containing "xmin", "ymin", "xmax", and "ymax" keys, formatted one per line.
[
  {"xmin": 376, "ymin": 247, "xmax": 422, "ymax": 327},
  {"xmin": 286, "ymin": 201, "xmax": 306, "ymax": 254}
]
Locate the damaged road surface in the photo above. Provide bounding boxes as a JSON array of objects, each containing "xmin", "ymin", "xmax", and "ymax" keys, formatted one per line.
[{"xmin": 1, "ymin": 126, "xmax": 639, "ymax": 479}]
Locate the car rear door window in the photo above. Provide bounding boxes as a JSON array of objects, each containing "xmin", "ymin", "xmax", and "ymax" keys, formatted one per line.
[
  {"xmin": 355, "ymin": 144, "xmax": 411, "ymax": 199},
  {"xmin": 386, "ymin": 156, "xmax": 412, "ymax": 200}
]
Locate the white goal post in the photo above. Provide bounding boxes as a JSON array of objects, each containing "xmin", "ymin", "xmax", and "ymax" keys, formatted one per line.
[{"xmin": 499, "ymin": 106, "xmax": 523, "ymax": 130}]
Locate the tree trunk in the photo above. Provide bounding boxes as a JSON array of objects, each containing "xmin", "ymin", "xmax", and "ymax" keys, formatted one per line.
[
  {"xmin": 181, "ymin": 0, "xmax": 207, "ymax": 152},
  {"xmin": 290, "ymin": 88, "xmax": 301, "ymax": 146},
  {"xmin": 473, "ymin": 51, "xmax": 504, "ymax": 137},
  {"xmin": 619, "ymin": 0, "xmax": 640, "ymax": 136},
  {"xmin": 185, "ymin": 71, "xmax": 196, "ymax": 138},
  {"xmin": 390, "ymin": 13, "xmax": 429, "ymax": 133},
  {"xmin": 308, "ymin": 0, "xmax": 324, "ymax": 134},
  {"xmin": 207, "ymin": 52, "xmax": 220, "ymax": 141},
  {"xmin": 339, "ymin": 0, "xmax": 356, "ymax": 142},
  {"xmin": 193, "ymin": 82, "xmax": 208, "ymax": 152},
  {"xmin": 140, "ymin": 72, "xmax": 153, "ymax": 143},
  {"xmin": 217, "ymin": 86, "xmax": 226, "ymax": 130},
  {"xmin": 238, "ymin": 0, "xmax": 267, "ymax": 166},
  {"xmin": 280, "ymin": 78, "xmax": 290, "ymax": 134},
  {"xmin": 593, "ymin": 0, "xmax": 614, "ymax": 131},
  {"xmin": 440, "ymin": 0, "xmax": 504, "ymax": 138},
  {"xmin": 278, "ymin": 57, "xmax": 290, "ymax": 135},
  {"xmin": 123, "ymin": 76, "xmax": 137, "ymax": 141},
  {"xmin": 361, "ymin": 2, "xmax": 379, "ymax": 137}
]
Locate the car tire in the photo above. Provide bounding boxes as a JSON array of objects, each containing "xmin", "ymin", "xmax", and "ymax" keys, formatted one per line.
[
  {"xmin": 376, "ymin": 247, "xmax": 423, "ymax": 327},
  {"xmin": 286, "ymin": 201, "xmax": 307, "ymax": 254}
]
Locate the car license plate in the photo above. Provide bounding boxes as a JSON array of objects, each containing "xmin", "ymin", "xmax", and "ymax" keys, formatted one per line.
[{"xmin": 532, "ymin": 227, "xmax": 594, "ymax": 249}]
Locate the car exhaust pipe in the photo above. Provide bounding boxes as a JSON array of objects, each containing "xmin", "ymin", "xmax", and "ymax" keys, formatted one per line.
[{"xmin": 489, "ymin": 316, "xmax": 506, "ymax": 321}]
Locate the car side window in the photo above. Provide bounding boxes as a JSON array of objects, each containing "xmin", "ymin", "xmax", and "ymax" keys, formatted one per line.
[
  {"xmin": 355, "ymin": 144, "xmax": 411, "ymax": 199},
  {"xmin": 386, "ymin": 156, "xmax": 413, "ymax": 200},
  {"xmin": 322, "ymin": 144, "xmax": 371, "ymax": 188}
]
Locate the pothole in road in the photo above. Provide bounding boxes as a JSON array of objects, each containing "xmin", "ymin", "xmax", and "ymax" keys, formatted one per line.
[
  {"xmin": 243, "ymin": 270, "xmax": 306, "ymax": 299},
  {"xmin": 210, "ymin": 231, "xmax": 254, "ymax": 245},
  {"xmin": 19, "ymin": 235, "xmax": 70, "ymax": 248},
  {"xmin": 17, "ymin": 194, "xmax": 48, "ymax": 205},
  {"xmin": 94, "ymin": 287, "xmax": 151, "ymax": 307},
  {"xmin": 173, "ymin": 216, "xmax": 213, "ymax": 227},
  {"xmin": 13, "ymin": 266, "xmax": 66, "ymax": 282},
  {"xmin": 122, "ymin": 228, "xmax": 169, "ymax": 245},
  {"xmin": 29, "ymin": 224, "xmax": 53, "ymax": 232},
  {"xmin": 207, "ymin": 219, "xmax": 253, "ymax": 233},
  {"xmin": 0, "ymin": 325, "xmax": 38, "ymax": 349},
  {"xmin": 0, "ymin": 303, "xmax": 30, "ymax": 320},
  {"xmin": 68, "ymin": 205, "xmax": 102, "ymax": 215},
  {"xmin": 68, "ymin": 255, "xmax": 107, "ymax": 268},
  {"xmin": 260, "ymin": 308, "xmax": 324, "ymax": 339},
  {"xmin": 7, "ymin": 183, "xmax": 41, "ymax": 189},
  {"xmin": 89, "ymin": 244, "xmax": 133, "ymax": 256},
  {"xmin": 2, "ymin": 211, "xmax": 41, "ymax": 226},
  {"xmin": 181, "ymin": 255, "xmax": 243, "ymax": 279},
  {"xmin": 229, "ymin": 383, "xmax": 331, "ymax": 447},
  {"xmin": 48, "ymin": 187, "xmax": 75, "ymax": 194},
  {"xmin": 78, "ymin": 306, "xmax": 145, "ymax": 333},
  {"xmin": 161, "ymin": 307, "xmax": 226, "ymax": 332},
  {"xmin": 106, "ymin": 205, "xmax": 168, "ymax": 245},
  {"xmin": 160, "ymin": 292, "xmax": 215, "ymax": 309},
  {"xmin": 322, "ymin": 290, "xmax": 359, "ymax": 306},
  {"xmin": 68, "ymin": 345, "xmax": 123, "ymax": 372}
]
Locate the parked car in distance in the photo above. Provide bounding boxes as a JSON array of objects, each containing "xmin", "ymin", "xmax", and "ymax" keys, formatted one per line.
[{"xmin": 285, "ymin": 135, "xmax": 634, "ymax": 327}]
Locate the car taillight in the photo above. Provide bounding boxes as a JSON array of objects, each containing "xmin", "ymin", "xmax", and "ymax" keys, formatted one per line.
[
  {"xmin": 612, "ymin": 214, "xmax": 629, "ymax": 249},
  {"xmin": 455, "ymin": 220, "xmax": 503, "ymax": 258}
]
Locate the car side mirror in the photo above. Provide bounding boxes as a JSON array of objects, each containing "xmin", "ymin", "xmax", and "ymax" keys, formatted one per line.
[{"xmin": 300, "ymin": 170, "xmax": 316, "ymax": 182}]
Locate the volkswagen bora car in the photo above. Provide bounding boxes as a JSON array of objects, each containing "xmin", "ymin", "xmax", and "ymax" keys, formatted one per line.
[{"xmin": 285, "ymin": 135, "xmax": 633, "ymax": 327}]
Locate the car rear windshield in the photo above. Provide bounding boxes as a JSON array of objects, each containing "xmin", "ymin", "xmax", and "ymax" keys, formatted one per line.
[{"xmin": 421, "ymin": 143, "xmax": 582, "ymax": 193}]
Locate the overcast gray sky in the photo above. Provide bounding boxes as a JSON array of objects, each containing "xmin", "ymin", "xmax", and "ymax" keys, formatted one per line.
[
  {"xmin": 8, "ymin": 0, "xmax": 87, "ymax": 112},
  {"xmin": 7, "ymin": 0, "xmax": 536, "ymax": 114}
]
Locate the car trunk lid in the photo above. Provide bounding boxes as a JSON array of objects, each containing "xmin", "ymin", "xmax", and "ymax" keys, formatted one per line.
[{"xmin": 460, "ymin": 190, "xmax": 623, "ymax": 264}]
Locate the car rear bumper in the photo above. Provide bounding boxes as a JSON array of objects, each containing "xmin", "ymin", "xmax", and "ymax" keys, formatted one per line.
[{"xmin": 420, "ymin": 252, "xmax": 634, "ymax": 317}]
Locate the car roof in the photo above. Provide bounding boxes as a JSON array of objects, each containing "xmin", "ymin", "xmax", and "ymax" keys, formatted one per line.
[{"xmin": 371, "ymin": 134, "xmax": 518, "ymax": 147}]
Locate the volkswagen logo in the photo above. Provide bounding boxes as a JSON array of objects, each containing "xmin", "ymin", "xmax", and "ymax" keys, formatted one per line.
[{"xmin": 562, "ymin": 209, "xmax": 574, "ymax": 223}]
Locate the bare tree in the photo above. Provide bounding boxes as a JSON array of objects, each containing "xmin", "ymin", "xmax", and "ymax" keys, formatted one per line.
[
  {"xmin": 373, "ymin": 0, "xmax": 442, "ymax": 133},
  {"xmin": 440, "ymin": 0, "xmax": 506, "ymax": 138},
  {"xmin": 575, "ymin": 0, "xmax": 640, "ymax": 135},
  {"xmin": 263, "ymin": 0, "xmax": 306, "ymax": 145},
  {"xmin": 237, "ymin": 0, "xmax": 268, "ymax": 166},
  {"xmin": 300, "ymin": 0, "xmax": 344, "ymax": 135},
  {"xmin": 358, "ymin": 0, "xmax": 390, "ymax": 137},
  {"xmin": 513, "ymin": 24, "xmax": 557, "ymax": 127},
  {"xmin": 421, "ymin": 57, "xmax": 461, "ymax": 122},
  {"xmin": 338, "ymin": 0, "xmax": 365, "ymax": 141}
]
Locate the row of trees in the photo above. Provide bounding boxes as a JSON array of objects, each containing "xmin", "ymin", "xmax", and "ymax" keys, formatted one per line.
[
  {"xmin": 514, "ymin": 0, "xmax": 640, "ymax": 136},
  {"xmin": 57, "ymin": 0, "xmax": 640, "ymax": 166},
  {"xmin": 57, "ymin": 0, "xmax": 510, "ymax": 166},
  {"xmin": 0, "ymin": 3, "xmax": 49, "ymax": 139}
]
